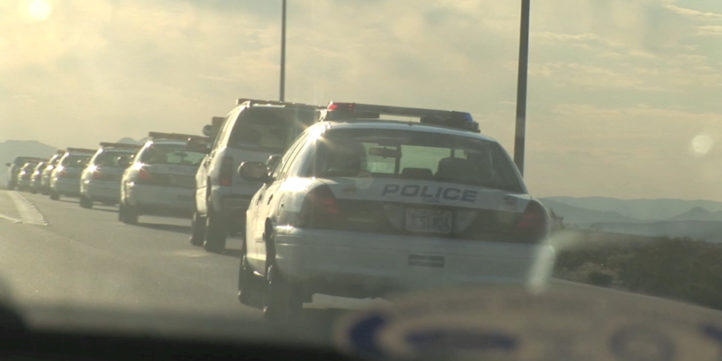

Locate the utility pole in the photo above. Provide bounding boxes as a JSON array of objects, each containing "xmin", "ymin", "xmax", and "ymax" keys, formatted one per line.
[
  {"xmin": 514, "ymin": 0, "xmax": 531, "ymax": 175},
  {"xmin": 279, "ymin": 0, "xmax": 287, "ymax": 102}
]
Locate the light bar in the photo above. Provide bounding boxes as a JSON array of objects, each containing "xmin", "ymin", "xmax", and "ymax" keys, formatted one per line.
[
  {"xmin": 99, "ymin": 142, "xmax": 141, "ymax": 149},
  {"xmin": 66, "ymin": 147, "xmax": 96, "ymax": 153},
  {"xmin": 324, "ymin": 102, "xmax": 480, "ymax": 132},
  {"xmin": 148, "ymin": 132, "xmax": 209, "ymax": 142},
  {"xmin": 236, "ymin": 98, "xmax": 322, "ymax": 109}
]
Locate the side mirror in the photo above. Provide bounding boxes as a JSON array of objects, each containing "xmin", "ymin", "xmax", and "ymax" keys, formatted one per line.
[
  {"xmin": 202, "ymin": 124, "xmax": 214, "ymax": 137},
  {"xmin": 238, "ymin": 161, "xmax": 271, "ymax": 183},
  {"xmin": 266, "ymin": 154, "xmax": 282, "ymax": 172}
]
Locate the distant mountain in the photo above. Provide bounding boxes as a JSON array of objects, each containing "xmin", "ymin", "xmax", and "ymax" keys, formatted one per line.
[
  {"xmin": 589, "ymin": 220, "xmax": 722, "ymax": 243},
  {"xmin": 1, "ymin": 140, "xmax": 58, "ymax": 187},
  {"xmin": 544, "ymin": 196, "xmax": 722, "ymax": 221},
  {"xmin": 115, "ymin": 137, "xmax": 143, "ymax": 145},
  {"xmin": 541, "ymin": 198, "xmax": 638, "ymax": 225},
  {"xmin": 668, "ymin": 206, "xmax": 722, "ymax": 222}
]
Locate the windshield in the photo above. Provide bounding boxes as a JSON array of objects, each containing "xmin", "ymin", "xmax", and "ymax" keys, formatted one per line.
[
  {"xmin": 138, "ymin": 144, "xmax": 205, "ymax": 166},
  {"xmin": 2, "ymin": 1, "xmax": 722, "ymax": 360}
]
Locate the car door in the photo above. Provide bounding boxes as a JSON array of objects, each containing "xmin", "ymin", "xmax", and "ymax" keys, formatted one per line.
[{"xmin": 246, "ymin": 133, "xmax": 308, "ymax": 271}]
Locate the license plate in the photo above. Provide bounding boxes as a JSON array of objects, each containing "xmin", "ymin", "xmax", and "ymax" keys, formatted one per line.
[{"xmin": 405, "ymin": 208, "xmax": 452, "ymax": 234}]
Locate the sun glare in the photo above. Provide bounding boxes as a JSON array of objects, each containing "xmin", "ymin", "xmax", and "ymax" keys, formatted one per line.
[{"xmin": 25, "ymin": 0, "xmax": 52, "ymax": 21}]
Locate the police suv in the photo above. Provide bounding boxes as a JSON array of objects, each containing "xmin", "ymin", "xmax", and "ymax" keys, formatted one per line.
[
  {"xmin": 192, "ymin": 98, "xmax": 322, "ymax": 252},
  {"xmin": 79, "ymin": 142, "xmax": 140, "ymax": 208},
  {"xmin": 49, "ymin": 148, "xmax": 95, "ymax": 200},
  {"xmin": 236, "ymin": 102, "xmax": 556, "ymax": 318},
  {"xmin": 119, "ymin": 132, "xmax": 208, "ymax": 225}
]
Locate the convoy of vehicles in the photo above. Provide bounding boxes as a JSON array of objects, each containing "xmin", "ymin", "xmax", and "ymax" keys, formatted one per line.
[
  {"xmin": 5, "ymin": 156, "xmax": 46, "ymax": 190},
  {"xmin": 5, "ymin": 99, "xmax": 554, "ymax": 321},
  {"xmin": 39, "ymin": 150, "xmax": 65, "ymax": 194}
]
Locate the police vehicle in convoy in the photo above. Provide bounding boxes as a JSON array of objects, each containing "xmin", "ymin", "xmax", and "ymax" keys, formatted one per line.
[
  {"xmin": 235, "ymin": 102, "xmax": 555, "ymax": 318},
  {"xmin": 15, "ymin": 160, "xmax": 42, "ymax": 191},
  {"xmin": 192, "ymin": 99, "xmax": 322, "ymax": 252},
  {"xmin": 49, "ymin": 148, "xmax": 95, "ymax": 200},
  {"xmin": 79, "ymin": 142, "xmax": 140, "ymax": 208},
  {"xmin": 39, "ymin": 150, "xmax": 65, "ymax": 194},
  {"xmin": 5, "ymin": 156, "xmax": 46, "ymax": 190},
  {"xmin": 119, "ymin": 132, "xmax": 209, "ymax": 225},
  {"xmin": 29, "ymin": 161, "xmax": 48, "ymax": 193}
]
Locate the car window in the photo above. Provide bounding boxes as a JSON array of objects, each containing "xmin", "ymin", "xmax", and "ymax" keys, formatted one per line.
[
  {"xmin": 228, "ymin": 107, "xmax": 296, "ymax": 152},
  {"xmin": 138, "ymin": 144, "xmax": 206, "ymax": 166},
  {"xmin": 273, "ymin": 133, "xmax": 308, "ymax": 179},
  {"xmin": 315, "ymin": 128, "xmax": 524, "ymax": 192},
  {"xmin": 61, "ymin": 155, "xmax": 91, "ymax": 167}
]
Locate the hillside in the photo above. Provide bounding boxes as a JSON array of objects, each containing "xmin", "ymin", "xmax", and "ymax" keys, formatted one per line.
[
  {"xmin": 541, "ymin": 199, "xmax": 637, "ymax": 225},
  {"xmin": 545, "ymin": 196, "xmax": 722, "ymax": 221}
]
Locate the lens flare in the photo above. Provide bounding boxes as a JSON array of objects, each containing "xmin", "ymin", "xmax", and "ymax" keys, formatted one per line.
[
  {"xmin": 690, "ymin": 134, "xmax": 714, "ymax": 156},
  {"xmin": 25, "ymin": 0, "xmax": 52, "ymax": 21}
]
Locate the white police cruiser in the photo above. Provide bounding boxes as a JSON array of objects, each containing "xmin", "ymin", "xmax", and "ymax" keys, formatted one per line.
[
  {"xmin": 236, "ymin": 102, "xmax": 556, "ymax": 319},
  {"xmin": 119, "ymin": 132, "xmax": 208, "ymax": 224},
  {"xmin": 192, "ymin": 99, "xmax": 321, "ymax": 252},
  {"xmin": 49, "ymin": 148, "xmax": 95, "ymax": 200},
  {"xmin": 79, "ymin": 142, "xmax": 140, "ymax": 208},
  {"xmin": 39, "ymin": 151, "xmax": 65, "ymax": 194}
]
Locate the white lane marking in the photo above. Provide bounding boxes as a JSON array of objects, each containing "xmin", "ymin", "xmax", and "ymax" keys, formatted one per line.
[
  {"xmin": 0, "ymin": 213, "xmax": 22, "ymax": 224},
  {"xmin": 171, "ymin": 250, "xmax": 209, "ymax": 258},
  {"xmin": 6, "ymin": 191, "xmax": 48, "ymax": 226}
]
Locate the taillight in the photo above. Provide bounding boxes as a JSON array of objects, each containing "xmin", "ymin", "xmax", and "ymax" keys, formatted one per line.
[
  {"xmin": 514, "ymin": 200, "xmax": 548, "ymax": 243},
  {"xmin": 219, "ymin": 156, "xmax": 234, "ymax": 186},
  {"xmin": 297, "ymin": 185, "xmax": 341, "ymax": 228},
  {"xmin": 136, "ymin": 168, "xmax": 152, "ymax": 183}
]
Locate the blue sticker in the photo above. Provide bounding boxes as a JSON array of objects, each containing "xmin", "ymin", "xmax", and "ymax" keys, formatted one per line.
[{"xmin": 346, "ymin": 312, "xmax": 388, "ymax": 357}]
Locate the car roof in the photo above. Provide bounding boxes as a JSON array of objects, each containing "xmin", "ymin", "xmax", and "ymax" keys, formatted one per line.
[{"xmin": 319, "ymin": 120, "xmax": 499, "ymax": 142}]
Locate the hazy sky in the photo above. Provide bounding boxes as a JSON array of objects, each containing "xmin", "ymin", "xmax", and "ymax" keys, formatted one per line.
[{"xmin": 2, "ymin": 0, "xmax": 722, "ymax": 200}]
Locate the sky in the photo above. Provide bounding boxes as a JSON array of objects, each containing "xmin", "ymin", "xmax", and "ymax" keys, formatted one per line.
[{"xmin": 1, "ymin": 0, "xmax": 722, "ymax": 200}]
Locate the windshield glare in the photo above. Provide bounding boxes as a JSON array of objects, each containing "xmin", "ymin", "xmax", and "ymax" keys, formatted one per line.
[{"xmin": 138, "ymin": 144, "xmax": 205, "ymax": 166}]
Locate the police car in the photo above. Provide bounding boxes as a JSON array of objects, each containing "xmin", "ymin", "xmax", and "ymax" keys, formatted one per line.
[
  {"xmin": 39, "ymin": 151, "xmax": 65, "ymax": 194},
  {"xmin": 29, "ymin": 161, "xmax": 48, "ymax": 193},
  {"xmin": 235, "ymin": 102, "xmax": 556, "ymax": 318},
  {"xmin": 79, "ymin": 142, "xmax": 140, "ymax": 208},
  {"xmin": 49, "ymin": 148, "xmax": 95, "ymax": 200},
  {"xmin": 5, "ymin": 156, "xmax": 46, "ymax": 190},
  {"xmin": 192, "ymin": 99, "xmax": 322, "ymax": 252},
  {"xmin": 119, "ymin": 132, "xmax": 208, "ymax": 224}
]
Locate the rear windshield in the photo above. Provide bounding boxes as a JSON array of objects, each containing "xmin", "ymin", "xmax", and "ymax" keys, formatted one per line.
[
  {"xmin": 314, "ymin": 129, "xmax": 525, "ymax": 193},
  {"xmin": 61, "ymin": 154, "xmax": 91, "ymax": 167},
  {"xmin": 92, "ymin": 150, "xmax": 136, "ymax": 167},
  {"xmin": 228, "ymin": 107, "xmax": 316, "ymax": 153},
  {"xmin": 138, "ymin": 144, "xmax": 205, "ymax": 166}
]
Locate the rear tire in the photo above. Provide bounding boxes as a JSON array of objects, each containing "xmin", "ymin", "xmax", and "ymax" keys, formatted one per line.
[
  {"xmin": 203, "ymin": 208, "xmax": 227, "ymax": 252},
  {"xmin": 79, "ymin": 195, "xmax": 93, "ymax": 209},
  {"xmin": 118, "ymin": 203, "xmax": 138, "ymax": 225},
  {"xmin": 189, "ymin": 212, "xmax": 205, "ymax": 246},
  {"xmin": 262, "ymin": 262, "xmax": 303, "ymax": 321}
]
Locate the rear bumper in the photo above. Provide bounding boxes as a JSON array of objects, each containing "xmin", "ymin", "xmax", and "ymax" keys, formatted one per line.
[
  {"xmin": 84, "ymin": 179, "xmax": 121, "ymax": 203},
  {"xmin": 209, "ymin": 184, "xmax": 257, "ymax": 214},
  {"xmin": 126, "ymin": 183, "xmax": 194, "ymax": 216},
  {"xmin": 272, "ymin": 226, "xmax": 556, "ymax": 298},
  {"xmin": 53, "ymin": 178, "xmax": 81, "ymax": 196}
]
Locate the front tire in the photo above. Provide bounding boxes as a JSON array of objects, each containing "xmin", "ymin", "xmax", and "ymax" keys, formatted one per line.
[
  {"xmin": 189, "ymin": 212, "xmax": 205, "ymax": 246},
  {"xmin": 203, "ymin": 208, "xmax": 227, "ymax": 252}
]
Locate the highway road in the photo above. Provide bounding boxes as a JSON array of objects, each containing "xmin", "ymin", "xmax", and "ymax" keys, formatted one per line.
[{"xmin": 1, "ymin": 189, "xmax": 719, "ymax": 346}]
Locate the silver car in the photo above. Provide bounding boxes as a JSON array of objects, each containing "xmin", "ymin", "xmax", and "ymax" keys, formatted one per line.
[
  {"xmin": 40, "ymin": 151, "xmax": 66, "ymax": 194},
  {"xmin": 79, "ymin": 143, "xmax": 140, "ymax": 208},
  {"xmin": 49, "ymin": 148, "xmax": 94, "ymax": 200},
  {"xmin": 119, "ymin": 133, "xmax": 208, "ymax": 225}
]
